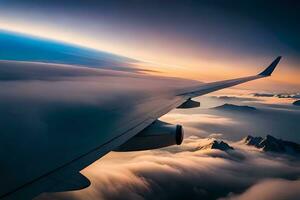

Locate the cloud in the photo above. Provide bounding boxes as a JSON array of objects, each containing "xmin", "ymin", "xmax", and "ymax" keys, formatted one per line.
[
  {"xmin": 160, "ymin": 113, "xmax": 238, "ymax": 138},
  {"xmin": 210, "ymin": 96, "xmax": 260, "ymax": 102},
  {"xmin": 220, "ymin": 178, "xmax": 300, "ymax": 200},
  {"xmin": 208, "ymin": 133, "xmax": 223, "ymax": 139},
  {"xmin": 161, "ymin": 113, "xmax": 236, "ymax": 125},
  {"xmin": 36, "ymin": 137, "xmax": 300, "ymax": 200},
  {"xmin": 165, "ymin": 95, "xmax": 300, "ymax": 142}
]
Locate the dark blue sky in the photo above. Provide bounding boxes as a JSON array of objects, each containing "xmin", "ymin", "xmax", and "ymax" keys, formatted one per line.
[{"xmin": 1, "ymin": 0, "xmax": 299, "ymax": 55}]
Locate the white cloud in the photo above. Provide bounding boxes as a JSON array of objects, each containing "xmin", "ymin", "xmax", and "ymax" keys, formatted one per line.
[{"xmin": 36, "ymin": 137, "xmax": 300, "ymax": 200}]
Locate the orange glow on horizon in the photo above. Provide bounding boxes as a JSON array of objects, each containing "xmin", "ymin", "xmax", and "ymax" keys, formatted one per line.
[{"xmin": 0, "ymin": 19, "xmax": 299, "ymax": 91}]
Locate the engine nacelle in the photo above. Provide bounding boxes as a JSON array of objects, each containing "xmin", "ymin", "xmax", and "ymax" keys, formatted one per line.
[{"xmin": 115, "ymin": 120, "xmax": 184, "ymax": 151}]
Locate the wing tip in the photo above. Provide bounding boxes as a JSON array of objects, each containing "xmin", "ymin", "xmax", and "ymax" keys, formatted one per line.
[{"xmin": 259, "ymin": 56, "xmax": 282, "ymax": 76}]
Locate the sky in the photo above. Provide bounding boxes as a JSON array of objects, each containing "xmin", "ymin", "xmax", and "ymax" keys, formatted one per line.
[{"xmin": 0, "ymin": 0, "xmax": 299, "ymax": 90}]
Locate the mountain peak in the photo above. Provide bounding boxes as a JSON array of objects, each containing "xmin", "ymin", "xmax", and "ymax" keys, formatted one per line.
[
  {"xmin": 200, "ymin": 140, "xmax": 234, "ymax": 151},
  {"xmin": 242, "ymin": 135, "xmax": 300, "ymax": 155},
  {"xmin": 265, "ymin": 134, "xmax": 276, "ymax": 140},
  {"xmin": 243, "ymin": 135, "xmax": 263, "ymax": 146}
]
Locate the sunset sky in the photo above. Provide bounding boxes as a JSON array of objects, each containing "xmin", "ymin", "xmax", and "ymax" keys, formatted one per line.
[
  {"xmin": 1, "ymin": 1, "xmax": 300, "ymax": 200},
  {"xmin": 0, "ymin": 0, "xmax": 299, "ymax": 89}
]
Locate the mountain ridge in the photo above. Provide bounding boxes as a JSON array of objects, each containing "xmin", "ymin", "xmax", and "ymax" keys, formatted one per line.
[
  {"xmin": 213, "ymin": 103, "xmax": 257, "ymax": 112},
  {"xmin": 242, "ymin": 135, "xmax": 300, "ymax": 155},
  {"xmin": 200, "ymin": 140, "xmax": 234, "ymax": 151}
]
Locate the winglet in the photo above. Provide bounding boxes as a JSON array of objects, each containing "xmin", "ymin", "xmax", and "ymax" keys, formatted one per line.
[{"xmin": 259, "ymin": 56, "xmax": 282, "ymax": 76}]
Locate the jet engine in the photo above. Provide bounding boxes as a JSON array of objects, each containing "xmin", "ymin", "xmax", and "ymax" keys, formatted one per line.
[{"xmin": 115, "ymin": 120, "xmax": 184, "ymax": 151}]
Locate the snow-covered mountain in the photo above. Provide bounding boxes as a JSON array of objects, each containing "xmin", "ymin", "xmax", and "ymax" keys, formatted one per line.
[
  {"xmin": 242, "ymin": 135, "xmax": 300, "ymax": 155},
  {"xmin": 200, "ymin": 140, "xmax": 234, "ymax": 151}
]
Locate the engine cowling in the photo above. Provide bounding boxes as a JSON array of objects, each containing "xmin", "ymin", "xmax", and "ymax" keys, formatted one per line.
[{"xmin": 115, "ymin": 120, "xmax": 184, "ymax": 151}]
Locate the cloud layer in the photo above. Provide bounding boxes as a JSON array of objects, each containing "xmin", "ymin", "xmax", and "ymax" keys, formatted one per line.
[
  {"xmin": 36, "ymin": 137, "xmax": 300, "ymax": 200},
  {"xmin": 221, "ymin": 179, "xmax": 300, "ymax": 200}
]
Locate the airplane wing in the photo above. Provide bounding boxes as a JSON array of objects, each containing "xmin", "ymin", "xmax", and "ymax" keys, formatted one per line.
[
  {"xmin": 180, "ymin": 56, "xmax": 281, "ymax": 98},
  {"xmin": 0, "ymin": 57, "xmax": 281, "ymax": 200}
]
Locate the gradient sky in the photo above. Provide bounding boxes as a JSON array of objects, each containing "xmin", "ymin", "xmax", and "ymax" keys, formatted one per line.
[
  {"xmin": 1, "ymin": 2, "xmax": 300, "ymax": 199},
  {"xmin": 0, "ymin": 0, "xmax": 299, "ymax": 90}
]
